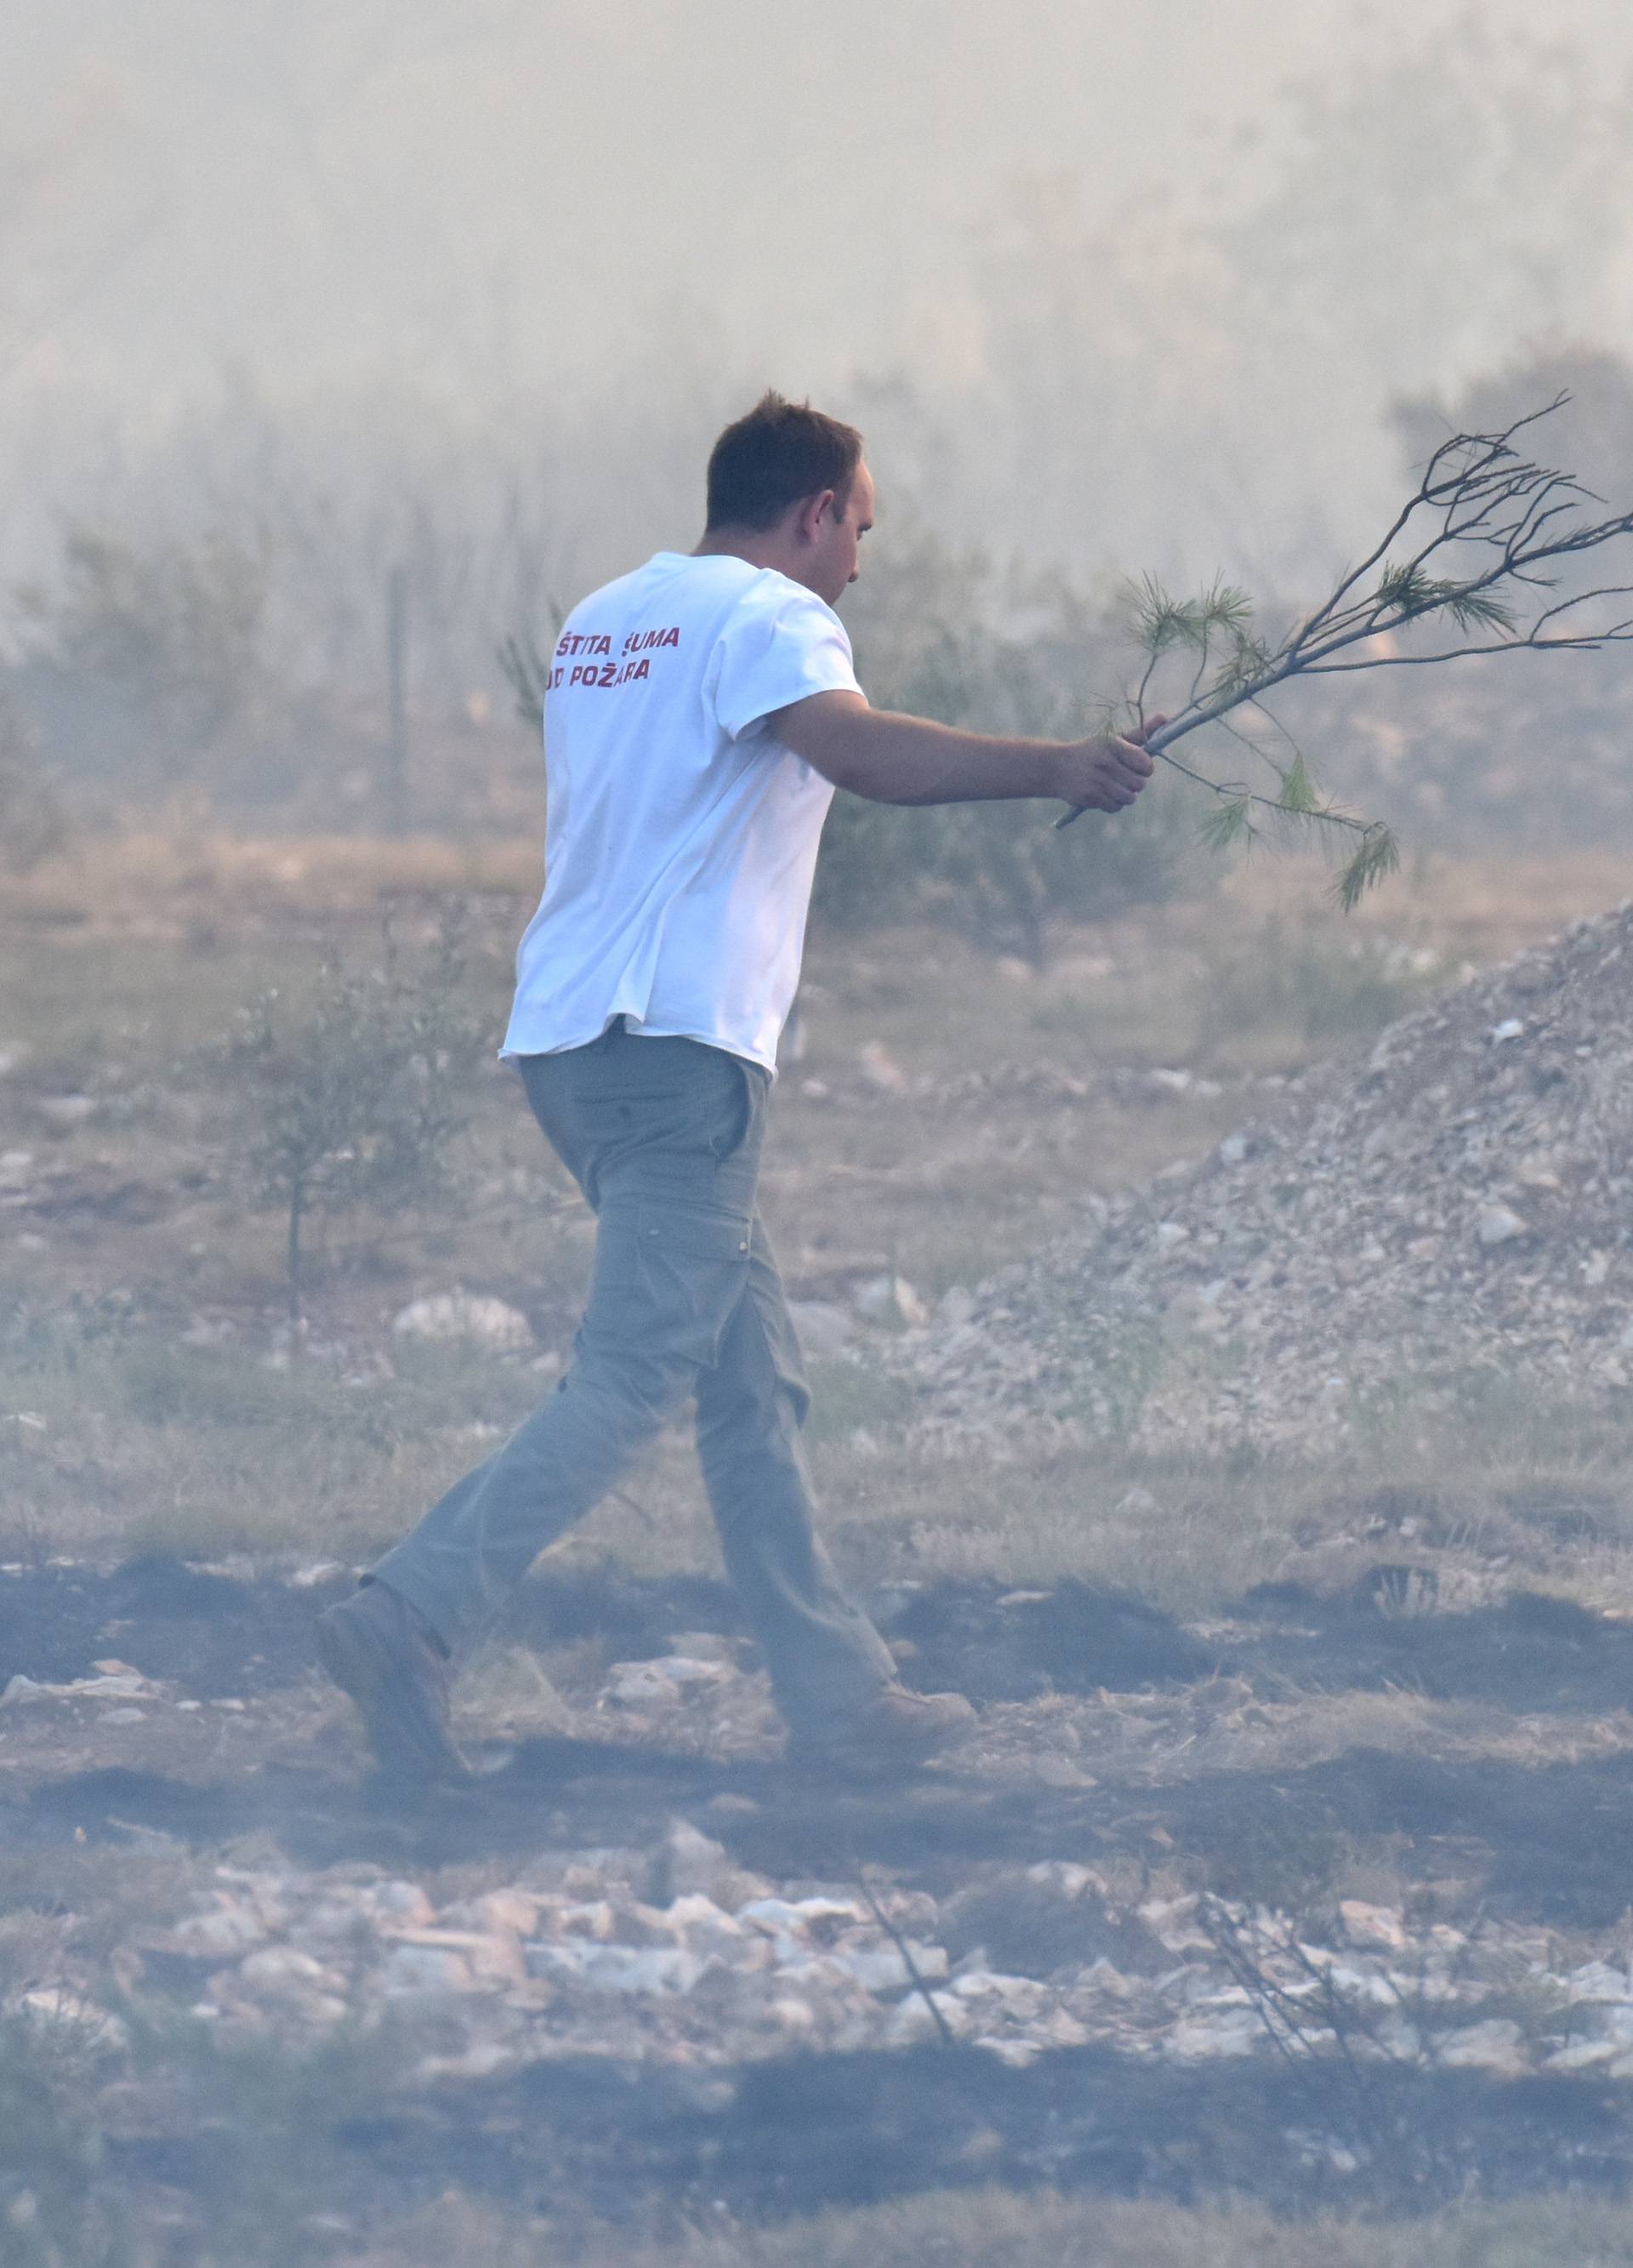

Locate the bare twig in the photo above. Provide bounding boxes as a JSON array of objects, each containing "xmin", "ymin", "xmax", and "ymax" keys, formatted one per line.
[{"xmin": 857, "ymin": 1866, "xmax": 956, "ymax": 2049}]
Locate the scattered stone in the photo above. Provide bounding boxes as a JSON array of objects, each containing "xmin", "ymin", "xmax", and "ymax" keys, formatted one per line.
[
  {"xmin": 14, "ymin": 1990, "xmax": 130, "ymax": 2053},
  {"xmin": 239, "ymin": 1947, "xmax": 340, "ymax": 1998},
  {"xmin": 1546, "ymin": 2038, "xmax": 1619, "ymax": 2073},
  {"xmin": 462, "ymin": 1889, "xmax": 546, "ymax": 1938},
  {"xmin": 855, "ymin": 1274, "xmax": 929, "ymax": 1328},
  {"xmin": 526, "ymin": 1940, "xmax": 708, "ymax": 1996},
  {"xmin": 379, "ymin": 1944, "xmax": 477, "ymax": 1997},
  {"xmin": 288, "ymin": 1561, "xmax": 344, "ymax": 1588},
  {"xmin": 880, "ymin": 1992, "xmax": 972, "ymax": 2047},
  {"xmin": 385, "ymin": 1927, "xmax": 526, "ymax": 1986},
  {"xmin": 604, "ymin": 1656, "xmax": 732, "ymax": 1709},
  {"xmin": 1338, "ymin": 1900, "xmax": 1409, "ymax": 1953},
  {"xmin": 893, "ymin": 900, "xmax": 1633, "ymax": 1447},
  {"xmin": 825, "ymin": 1942, "xmax": 949, "ymax": 1992},
  {"xmin": 1164, "ymin": 2009, "xmax": 1266, "ymax": 2059},
  {"xmin": 856, "ymin": 1040, "xmax": 909, "ymax": 1092},
  {"xmin": 391, "ymin": 1294, "xmax": 532, "ymax": 1351},
  {"xmin": 416, "ymin": 2042, "xmax": 518, "ymax": 2084},
  {"xmin": 33, "ymin": 1095, "xmax": 97, "ymax": 1131},
  {"xmin": 651, "ymin": 1821, "xmax": 769, "ymax": 1912},
  {"xmin": 2, "ymin": 1665, "xmax": 165, "ymax": 1706},
  {"xmin": 788, "ymin": 1300, "xmax": 855, "ymax": 1359},
  {"xmin": 1477, "ymin": 1202, "xmax": 1528, "ymax": 1247},
  {"xmin": 1568, "ymin": 1958, "xmax": 1633, "ymax": 2003},
  {"xmin": 370, "ymin": 1881, "xmax": 437, "ymax": 1928},
  {"xmin": 1437, "ymin": 2018, "xmax": 1527, "ymax": 2074},
  {"xmin": 172, "ymin": 1906, "xmax": 268, "ymax": 1957},
  {"xmin": 41, "ymin": 1835, "xmax": 1619, "ymax": 2097}
]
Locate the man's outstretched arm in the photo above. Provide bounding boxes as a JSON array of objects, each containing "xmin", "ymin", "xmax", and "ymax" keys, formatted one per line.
[{"xmin": 769, "ymin": 689, "xmax": 1159, "ymax": 814}]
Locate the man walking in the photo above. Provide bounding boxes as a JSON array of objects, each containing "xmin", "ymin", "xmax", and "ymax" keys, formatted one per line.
[{"xmin": 317, "ymin": 391, "xmax": 1157, "ymax": 1780}]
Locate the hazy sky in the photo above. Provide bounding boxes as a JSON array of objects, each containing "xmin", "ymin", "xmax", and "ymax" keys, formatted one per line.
[
  {"xmin": 9, "ymin": 0, "xmax": 1633, "ymax": 402},
  {"xmin": 5, "ymin": 0, "xmax": 1632, "ymax": 606}
]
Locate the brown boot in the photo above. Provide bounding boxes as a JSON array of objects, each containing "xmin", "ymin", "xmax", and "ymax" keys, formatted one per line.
[
  {"xmin": 792, "ymin": 1683, "xmax": 976, "ymax": 1772},
  {"xmin": 316, "ymin": 1581, "xmax": 471, "ymax": 1784}
]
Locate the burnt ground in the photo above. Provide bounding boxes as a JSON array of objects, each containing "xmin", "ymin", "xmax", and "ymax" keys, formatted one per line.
[
  {"xmin": 100, "ymin": 2043, "xmax": 1633, "ymax": 2230},
  {"xmin": 10, "ymin": 1555, "xmax": 1633, "ymax": 1712},
  {"xmin": 9, "ymin": 1557, "xmax": 1633, "ymax": 2231},
  {"xmin": 9, "ymin": 1559, "xmax": 1633, "ymax": 1911},
  {"xmin": 20, "ymin": 1729, "xmax": 1633, "ymax": 1931}
]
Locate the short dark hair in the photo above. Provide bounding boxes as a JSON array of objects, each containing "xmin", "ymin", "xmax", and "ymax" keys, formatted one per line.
[{"xmin": 705, "ymin": 391, "xmax": 864, "ymax": 532}]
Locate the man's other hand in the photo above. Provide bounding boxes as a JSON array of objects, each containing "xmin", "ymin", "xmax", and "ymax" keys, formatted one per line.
[{"xmin": 1055, "ymin": 714, "xmax": 1165, "ymax": 814}]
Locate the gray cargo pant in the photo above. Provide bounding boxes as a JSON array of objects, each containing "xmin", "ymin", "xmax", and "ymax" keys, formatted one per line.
[{"xmin": 371, "ymin": 1020, "xmax": 896, "ymax": 1735}]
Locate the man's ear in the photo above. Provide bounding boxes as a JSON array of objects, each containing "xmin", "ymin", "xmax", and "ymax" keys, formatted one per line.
[{"xmin": 797, "ymin": 489, "xmax": 837, "ymax": 543}]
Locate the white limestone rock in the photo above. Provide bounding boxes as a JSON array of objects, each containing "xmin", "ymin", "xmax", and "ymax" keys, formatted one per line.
[
  {"xmin": 391, "ymin": 1294, "xmax": 532, "ymax": 1351},
  {"xmin": 1476, "ymin": 1203, "xmax": 1528, "ymax": 1247},
  {"xmin": 788, "ymin": 1300, "xmax": 855, "ymax": 1359}
]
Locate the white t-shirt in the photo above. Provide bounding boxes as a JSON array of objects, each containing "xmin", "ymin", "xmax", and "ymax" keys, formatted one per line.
[{"xmin": 501, "ymin": 551, "xmax": 862, "ymax": 1075}]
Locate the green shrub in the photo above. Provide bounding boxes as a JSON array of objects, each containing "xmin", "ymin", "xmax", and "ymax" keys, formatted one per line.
[
  {"xmin": 1192, "ymin": 920, "xmax": 1440, "ymax": 1063},
  {"xmin": 0, "ymin": 695, "xmax": 67, "ymax": 872},
  {"xmin": 816, "ymin": 533, "xmax": 1197, "ymax": 956},
  {"xmin": 14, "ymin": 521, "xmax": 267, "ymax": 785},
  {"xmin": 220, "ymin": 920, "xmax": 489, "ymax": 1325}
]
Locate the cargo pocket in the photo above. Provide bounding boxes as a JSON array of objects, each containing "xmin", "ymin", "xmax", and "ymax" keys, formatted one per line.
[{"xmin": 589, "ymin": 1195, "xmax": 754, "ymax": 1373}]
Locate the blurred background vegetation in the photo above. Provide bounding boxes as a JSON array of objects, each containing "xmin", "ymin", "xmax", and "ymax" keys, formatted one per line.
[{"xmin": 5, "ymin": 342, "xmax": 1633, "ymax": 960}]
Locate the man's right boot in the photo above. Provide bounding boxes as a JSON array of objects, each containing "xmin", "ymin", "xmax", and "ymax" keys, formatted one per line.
[
  {"xmin": 789, "ymin": 1682, "xmax": 976, "ymax": 1773},
  {"xmin": 315, "ymin": 1580, "xmax": 471, "ymax": 1784}
]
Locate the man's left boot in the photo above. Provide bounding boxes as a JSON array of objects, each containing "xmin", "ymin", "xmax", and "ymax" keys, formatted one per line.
[{"xmin": 316, "ymin": 1580, "xmax": 472, "ymax": 1785}]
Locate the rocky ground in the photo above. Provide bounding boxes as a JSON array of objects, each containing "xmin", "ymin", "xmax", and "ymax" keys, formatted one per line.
[
  {"xmin": 11, "ymin": 1553, "xmax": 1633, "ymax": 2244},
  {"xmin": 11, "ymin": 845, "xmax": 1633, "ymax": 2258},
  {"xmin": 899, "ymin": 895, "xmax": 1633, "ymax": 1451}
]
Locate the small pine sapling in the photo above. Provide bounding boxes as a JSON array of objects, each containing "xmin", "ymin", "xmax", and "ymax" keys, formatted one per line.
[{"xmin": 227, "ymin": 919, "xmax": 488, "ymax": 1329}]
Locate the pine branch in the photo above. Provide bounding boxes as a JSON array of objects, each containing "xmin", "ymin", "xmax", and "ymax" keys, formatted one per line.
[{"xmin": 1055, "ymin": 396, "xmax": 1633, "ymax": 909}]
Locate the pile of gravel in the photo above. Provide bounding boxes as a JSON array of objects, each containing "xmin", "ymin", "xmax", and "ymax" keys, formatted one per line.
[{"xmin": 901, "ymin": 899, "xmax": 1633, "ymax": 1451}]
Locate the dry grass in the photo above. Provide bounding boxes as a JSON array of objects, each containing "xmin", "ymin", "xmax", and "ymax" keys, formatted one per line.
[
  {"xmin": 366, "ymin": 2187, "xmax": 1633, "ymax": 2268},
  {"xmin": 9, "ymin": 1234, "xmax": 1633, "ymax": 1631}
]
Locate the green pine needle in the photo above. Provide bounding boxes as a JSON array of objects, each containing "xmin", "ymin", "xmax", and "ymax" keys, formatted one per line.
[
  {"xmin": 1196, "ymin": 578, "xmax": 1255, "ymax": 636},
  {"xmin": 1198, "ymin": 794, "xmax": 1255, "ymax": 854},
  {"xmin": 1374, "ymin": 564, "xmax": 1516, "ymax": 635},
  {"xmin": 1334, "ymin": 823, "xmax": 1401, "ymax": 912},
  {"xmin": 1276, "ymin": 754, "xmax": 1320, "ymax": 817}
]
